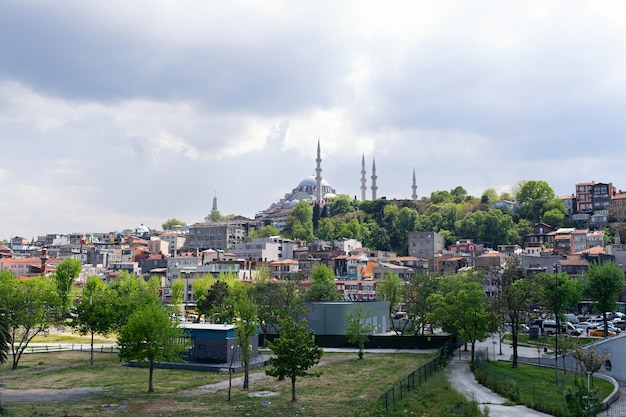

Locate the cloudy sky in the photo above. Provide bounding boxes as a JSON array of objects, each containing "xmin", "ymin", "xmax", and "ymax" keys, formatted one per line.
[{"xmin": 2, "ymin": 1, "xmax": 626, "ymax": 239}]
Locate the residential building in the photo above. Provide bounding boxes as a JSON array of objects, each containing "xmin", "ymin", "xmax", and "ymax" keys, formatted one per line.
[
  {"xmin": 373, "ymin": 261, "xmax": 414, "ymax": 280},
  {"xmin": 559, "ymin": 195, "xmax": 576, "ymax": 217},
  {"xmin": 448, "ymin": 239, "xmax": 484, "ymax": 254},
  {"xmin": 491, "ymin": 199, "xmax": 519, "ymax": 214},
  {"xmin": 435, "ymin": 255, "xmax": 467, "ymax": 275},
  {"xmin": 553, "ymin": 228, "xmax": 575, "ymax": 256},
  {"xmin": 610, "ymin": 192, "xmax": 626, "ymax": 223},
  {"xmin": 525, "ymin": 222, "xmax": 556, "ymax": 246},
  {"xmin": 336, "ymin": 279, "xmax": 377, "ymax": 301},
  {"xmin": 497, "ymin": 244, "xmax": 522, "ymax": 257},
  {"xmin": 233, "ymin": 236, "xmax": 298, "ymax": 262},
  {"xmin": 268, "ymin": 259, "xmax": 300, "ymax": 280},
  {"xmin": 474, "ymin": 252, "xmax": 506, "ymax": 272},
  {"xmin": 188, "ymin": 221, "xmax": 247, "ymax": 251},
  {"xmin": 158, "ymin": 232, "xmax": 187, "ymax": 255},
  {"xmin": 408, "ymin": 231, "xmax": 445, "ymax": 272},
  {"xmin": 574, "ymin": 181, "xmax": 616, "ymax": 229}
]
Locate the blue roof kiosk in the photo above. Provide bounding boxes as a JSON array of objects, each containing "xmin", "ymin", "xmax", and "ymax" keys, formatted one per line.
[{"xmin": 180, "ymin": 323, "xmax": 258, "ymax": 364}]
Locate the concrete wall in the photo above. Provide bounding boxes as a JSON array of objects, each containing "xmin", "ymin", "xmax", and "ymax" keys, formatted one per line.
[{"xmin": 305, "ymin": 301, "xmax": 390, "ymax": 335}]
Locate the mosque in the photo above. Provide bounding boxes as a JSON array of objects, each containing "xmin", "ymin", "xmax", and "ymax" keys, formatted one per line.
[{"xmin": 264, "ymin": 140, "xmax": 418, "ymax": 214}]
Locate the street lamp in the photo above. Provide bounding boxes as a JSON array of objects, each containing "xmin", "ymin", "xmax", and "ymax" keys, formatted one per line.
[{"xmin": 553, "ymin": 263, "xmax": 559, "ymax": 385}]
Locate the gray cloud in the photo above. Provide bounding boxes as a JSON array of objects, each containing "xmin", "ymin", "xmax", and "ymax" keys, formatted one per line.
[{"xmin": 2, "ymin": 1, "xmax": 626, "ymax": 238}]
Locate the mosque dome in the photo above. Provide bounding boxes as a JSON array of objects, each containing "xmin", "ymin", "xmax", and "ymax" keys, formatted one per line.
[{"xmin": 298, "ymin": 176, "xmax": 317, "ymax": 187}]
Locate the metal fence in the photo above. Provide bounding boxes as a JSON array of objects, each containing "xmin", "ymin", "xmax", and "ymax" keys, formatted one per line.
[
  {"xmin": 474, "ymin": 348, "xmax": 604, "ymax": 417},
  {"xmin": 378, "ymin": 340, "xmax": 454, "ymax": 411}
]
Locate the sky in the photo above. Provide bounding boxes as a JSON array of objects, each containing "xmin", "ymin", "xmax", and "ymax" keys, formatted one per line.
[{"xmin": 2, "ymin": 1, "xmax": 626, "ymax": 240}]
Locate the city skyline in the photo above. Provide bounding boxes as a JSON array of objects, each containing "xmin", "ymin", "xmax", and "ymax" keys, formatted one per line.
[{"xmin": 2, "ymin": 1, "xmax": 626, "ymax": 239}]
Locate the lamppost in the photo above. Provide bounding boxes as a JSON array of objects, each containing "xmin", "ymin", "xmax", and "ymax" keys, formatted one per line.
[
  {"xmin": 553, "ymin": 263, "xmax": 559, "ymax": 385},
  {"xmin": 228, "ymin": 344, "xmax": 236, "ymax": 401}
]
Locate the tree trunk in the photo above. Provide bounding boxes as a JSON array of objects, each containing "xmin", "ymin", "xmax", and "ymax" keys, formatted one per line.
[
  {"xmin": 243, "ymin": 359, "xmax": 249, "ymax": 389},
  {"xmin": 511, "ymin": 329, "xmax": 518, "ymax": 368},
  {"xmin": 291, "ymin": 375, "xmax": 297, "ymax": 402},
  {"xmin": 148, "ymin": 360, "xmax": 154, "ymax": 393},
  {"xmin": 90, "ymin": 331, "xmax": 95, "ymax": 365}
]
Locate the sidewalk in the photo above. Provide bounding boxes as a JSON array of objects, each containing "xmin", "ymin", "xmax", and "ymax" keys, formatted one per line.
[
  {"xmin": 447, "ymin": 342, "xmax": 552, "ymax": 417},
  {"xmin": 452, "ymin": 336, "xmax": 626, "ymax": 417}
]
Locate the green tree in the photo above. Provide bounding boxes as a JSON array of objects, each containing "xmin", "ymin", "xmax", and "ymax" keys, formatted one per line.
[
  {"xmin": 330, "ymin": 194, "xmax": 357, "ymax": 216},
  {"xmin": 516, "ymin": 180, "xmax": 555, "ymax": 204},
  {"xmin": 285, "ymin": 201, "xmax": 314, "ymax": 242},
  {"xmin": 516, "ymin": 180, "xmax": 556, "ymax": 221},
  {"xmin": 72, "ymin": 276, "xmax": 115, "ymax": 365},
  {"xmin": 117, "ymin": 303, "xmax": 187, "ymax": 393},
  {"xmin": 376, "ymin": 272, "xmax": 404, "ymax": 335},
  {"xmin": 404, "ymin": 273, "xmax": 440, "ymax": 336},
  {"xmin": 305, "ymin": 264, "xmax": 340, "ymax": 302},
  {"xmin": 199, "ymin": 280, "xmax": 231, "ymax": 323},
  {"xmin": 481, "ymin": 188, "xmax": 499, "ymax": 203},
  {"xmin": 542, "ymin": 272, "xmax": 584, "ymax": 323},
  {"xmin": 450, "ymin": 186, "xmax": 469, "ymax": 203},
  {"xmin": 162, "ymin": 218, "xmax": 186, "ymax": 230},
  {"xmin": 428, "ymin": 276, "xmax": 492, "ymax": 365},
  {"xmin": 266, "ymin": 318, "xmax": 324, "ymax": 402},
  {"xmin": 316, "ymin": 217, "xmax": 337, "ymax": 241},
  {"xmin": 515, "ymin": 218, "xmax": 535, "ymax": 246},
  {"xmin": 109, "ymin": 272, "xmax": 162, "ymax": 332},
  {"xmin": 454, "ymin": 209, "xmax": 516, "ymax": 246},
  {"xmin": 363, "ymin": 222, "xmax": 391, "ymax": 251},
  {"xmin": 54, "ymin": 258, "xmax": 82, "ymax": 318},
  {"xmin": 231, "ymin": 293, "xmax": 258, "ymax": 389},
  {"xmin": 495, "ymin": 258, "xmax": 542, "ymax": 368},
  {"xmin": 392, "ymin": 207, "xmax": 418, "ymax": 255},
  {"xmin": 249, "ymin": 281, "xmax": 306, "ymax": 344},
  {"xmin": 541, "ymin": 208, "xmax": 565, "ymax": 228},
  {"xmin": 0, "ymin": 272, "xmax": 60, "ymax": 369},
  {"xmin": 345, "ymin": 305, "xmax": 374, "ymax": 359},
  {"xmin": 247, "ymin": 225, "xmax": 281, "ymax": 240},
  {"xmin": 584, "ymin": 261, "xmax": 625, "ymax": 336},
  {"xmin": 170, "ymin": 279, "xmax": 185, "ymax": 316},
  {"xmin": 192, "ymin": 273, "xmax": 216, "ymax": 310}
]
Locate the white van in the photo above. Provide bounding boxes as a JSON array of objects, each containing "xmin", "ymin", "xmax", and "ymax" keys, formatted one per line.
[{"xmin": 542, "ymin": 320, "xmax": 581, "ymax": 336}]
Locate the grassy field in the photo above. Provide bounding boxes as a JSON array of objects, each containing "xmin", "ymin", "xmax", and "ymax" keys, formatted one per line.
[{"xmin": 0, "ymin": 350, "xmax": 447, "ymax": 417}]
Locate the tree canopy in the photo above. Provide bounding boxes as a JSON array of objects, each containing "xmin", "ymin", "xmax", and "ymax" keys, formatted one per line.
[
  {"xmin": 305, "ymin": 264, "xmax": 340, "ymax": 302},
  {"xmin": 266, "ymin": 317, "xmax": 323, "ymax": 402},
  {"xmin": 117, "ymin": 303, "xmax": 187, "ymax": 392}
]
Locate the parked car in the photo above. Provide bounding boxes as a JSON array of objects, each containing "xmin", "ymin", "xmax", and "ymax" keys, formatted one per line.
[
  {"xmin": 607, "ymin": 324, "xmax": 622, "ymax": 334},
  {"xmin": 612, "ymin": 318, "xmax": 626, "ymax": 330},
  {"xmin": 576, "ymin": 322, "xmax": 598, "ymax": 333},
  {"xmin": 504, "ymin": 323, "xmax": 530, "ymax": 333},
  {"xmin": 589, "ymin": 328, "xmax": 617, "ymax": 337}
]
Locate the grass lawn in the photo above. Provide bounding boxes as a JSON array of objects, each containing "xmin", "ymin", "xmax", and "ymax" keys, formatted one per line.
[
  {"xmin": 0, "ymin": 350, "xmax": 454, "ymax": 417},
  {"xmin": 475, "ymin": 360, "xmax": 614, "ymax": 417},
  {"xmin": 30, "ymin": 331, "xmax": 116, "ymax": 345},
  {"xmin": 383, "ymin": 371, "xmax": 487, "ymax": 417},
  {"xmin": 502, "ymin": 333, "xmax": 596, "ymax": 348}
]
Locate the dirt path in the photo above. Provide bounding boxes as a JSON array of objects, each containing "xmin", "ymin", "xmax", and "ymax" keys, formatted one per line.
[{"xmin": 1, "ymin": 387, "xmax": 106, "ymax": 403}]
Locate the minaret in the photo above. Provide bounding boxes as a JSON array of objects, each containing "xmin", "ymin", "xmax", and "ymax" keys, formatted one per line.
[
  {"xmin": 210, "ymin": 191, "xmax": 219, "ymax": 219},
  {"xmin": 412, "ymin": 169, "xmax": 418, "ymax": 200},
  {"xmin": 315, "ymin": 139, "xmax": 323, "ymax": 202},
  {"xmin": 371, "ymin": 158, "xmax": 378, "ymax": 200},
  {"xmin": 360, "ymin": 154, "xmax": 367, "ymax": 201}
]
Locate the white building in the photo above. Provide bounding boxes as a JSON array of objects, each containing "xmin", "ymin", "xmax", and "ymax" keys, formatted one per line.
[{"xmin": 233, "ymin": 236, "xmax": 298, "ymax": 262}]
